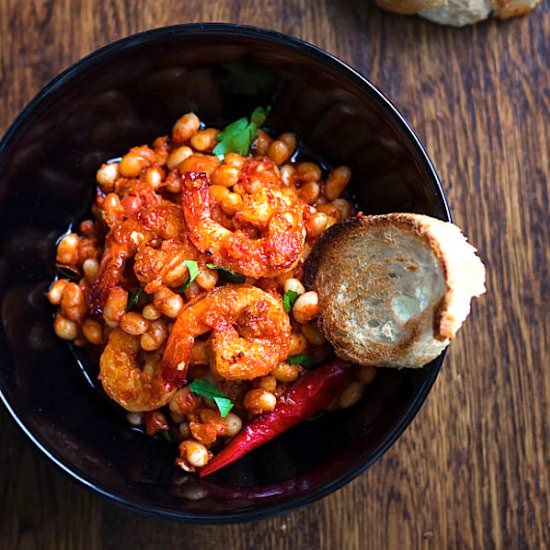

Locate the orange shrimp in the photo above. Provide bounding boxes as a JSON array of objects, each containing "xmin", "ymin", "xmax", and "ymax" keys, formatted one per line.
[
  {"xmin": 90, "ymin": 199, "xmax": 185, "ymax": 315},
  {"xmin": 99, "ymin": 328, "xmax": 176, "ymax": 412},
  {"xmin": 161, "ymin": 285, "xmax": 290, "ymax": 384},
  {"xmin": 233, "ymin": 185, "xmax": 299, "ymax": 231},
  {"xmin": 133, "ymin": 237, "xmax": 198, "ymax": 294},
  {"xmin": 238, "ymin": 157, "xmax": 281, "ymax": 193},
  {"xmin": 181, "ymin": 172, "xmax": 305, "ymax": 278}
]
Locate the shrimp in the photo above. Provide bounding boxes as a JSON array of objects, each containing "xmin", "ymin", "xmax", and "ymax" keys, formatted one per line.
[
  {"xmin": 90, "ymin": 217, "xmax": 140, "ymax": 315},
  {"xmin": 133, "ymin": 237, "xmax": 198, "ymax": 293},
  {"xmin": 99, "ymin": 328, "xmax": 176, "ymax": 412},
  {"xmin": 233, "ymin": 187, "xmax": 298, "ymax": 231},
  {"xmin": 161, "ymin": 285, "xmax": 290, "ymax": 384},
  {"xmin": 138, "ymin": 201, "xmax": 186, "ymax": 239},
  {"xmin": 181, "ymin": 172, "xmax": 305, "ymax": 278},
  {"xmin": 238, "ymin": 157, "xmax": 282, "ymax": 193},
  {"xmin": 90, "ymin": 199, "xmax": 186, "ymax": 315}
]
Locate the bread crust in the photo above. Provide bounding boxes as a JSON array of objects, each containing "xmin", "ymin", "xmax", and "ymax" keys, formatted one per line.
[
  {"xmin": 305, "ymin": 213, "xmax": 486, "ymax": 368},
  {"xmin": 493, "ymin": 0, "xmax": 540, "ymax": 18},
  {"xmin": 374, "ymin": 0, "xmax": 446, "ymax": 14}
]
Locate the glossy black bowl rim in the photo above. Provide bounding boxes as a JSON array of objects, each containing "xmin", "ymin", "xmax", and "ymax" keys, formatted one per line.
[{"xmin": 0, "ymin": 23, "xmax": 451, "ymax": 523}]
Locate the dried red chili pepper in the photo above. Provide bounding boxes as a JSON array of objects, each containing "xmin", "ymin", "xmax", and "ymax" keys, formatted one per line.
[{"xmin": 199, "ymin": 359, "xmax": 354, "ymax": 477}]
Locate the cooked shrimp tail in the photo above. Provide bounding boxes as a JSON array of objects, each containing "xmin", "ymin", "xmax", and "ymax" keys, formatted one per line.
[
  {"xmin": 99, "ymin": 328, "xmax": 176, "ymax": 412},
  {"xmin": 89, "ymin": 243, "xmax": 128, "ymax": 316},
  {"xmin": 160, "ymin": 313, "xmax": 200, "ymax": 386},
  {"xmin": 180, "ymin": 171, "xmax": 229, "ymax": 256}
]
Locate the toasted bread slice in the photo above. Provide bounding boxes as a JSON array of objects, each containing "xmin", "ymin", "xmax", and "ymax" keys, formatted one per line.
[{"xmin": 305, "ymin": 213, "xmax": 486, "ymax": 368}]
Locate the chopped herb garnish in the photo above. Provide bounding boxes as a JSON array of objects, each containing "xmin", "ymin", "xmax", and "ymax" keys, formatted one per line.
[
  {"xmin": 212, "ymin": 106, "xmax": 270, "ymax": 158},
  {"xmin": 283, "ymin": 290, "xmax": 299, "ymax": 313},
  {"xmin": 287, "ymin": 354, "xmax": 320, "ymax": 370},
  {"xmin": 160, "ymin": 430, "xmax": 172, "ymax": 442},
  {"xmin": 214, "ymin": 117, "xmax": 248, "ymax": 157},
  {"xmin": 206, "ymin": 263, "xmax": 246, "ymax": 284},
  {"xmin": 212, "ymin": 396, "xmax": 234, "ymax": 419},
  {"xmin": 127, "ymin": 288, "xmax": 143, "ymax": 310},
  {"xmin": 99, "ymin": 210, "xmax": 105, "ymax": 221},
  {"xmin": 178, "ymin": 260, "xmax": 200, "ymax": 292},
  {"xmin": 189, "ymin": 378, "xmax": 234, "ymax": 418},
  {"xmin": 250, "ymin": 105, "xmax": 269, "ymax": 127}
]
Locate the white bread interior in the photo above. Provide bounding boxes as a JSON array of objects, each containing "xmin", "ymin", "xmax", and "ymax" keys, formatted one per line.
[
  {"xmin": 420, "ymin": 0, "xmax": 492, "ymax": 25},
  {"xmin": 305, "ymin": 213, "xmax": 486, "ymax": 368}
]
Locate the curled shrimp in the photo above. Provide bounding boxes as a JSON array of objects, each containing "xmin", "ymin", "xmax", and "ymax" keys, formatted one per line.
[
  {"xmin": 161, "ymin": 285, "xmax": 290, "ymax": 384},
  {"xmin": 181, "ymin": 172, "xmax": 305, "ymax": 278},
  {"xmin": 99, "ymin": 328, "xmax": 176, "ymax": 412},
  {"xmin": 133, "ymin": 237, "xmax": 198, "ymax": 294},
  {"xmin": 90, "ymin": 199, "xmax": 185, "ymax": 315}
]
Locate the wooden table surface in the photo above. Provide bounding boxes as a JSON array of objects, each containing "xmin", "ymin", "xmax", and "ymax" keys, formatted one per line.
[{"xmin": 1, "ymin": 1, "xmax": 548, "ymax": 549}]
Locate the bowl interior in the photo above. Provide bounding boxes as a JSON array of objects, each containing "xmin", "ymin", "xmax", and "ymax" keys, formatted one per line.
[{"xmin": 0, "ymin": 25, "xmax": 448, "ymax": 521}]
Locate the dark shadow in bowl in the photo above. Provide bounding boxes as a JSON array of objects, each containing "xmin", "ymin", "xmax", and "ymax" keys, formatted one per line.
[{"xmin": 0, "ymin": 23, "xmax": 449, "ymax": 523}]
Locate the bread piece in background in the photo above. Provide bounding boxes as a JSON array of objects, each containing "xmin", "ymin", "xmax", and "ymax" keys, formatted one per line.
[
  {"xmin": 374, "ymin": 0, "xmax": 446, "ymax": 13},
  {"xmin": 373, "ymin": 0, "xmax": 541, "ymax": 26},
  {"xmin": 493, "ymin": 0, "xmax": 540, "ymax": 18},
  {"xmin": 420, "ymin": 0, "xmax": 492, "ymax": 25},
  {"xmin": 305, "ymin": 213, "xmax": 486, "ymax": 369}
]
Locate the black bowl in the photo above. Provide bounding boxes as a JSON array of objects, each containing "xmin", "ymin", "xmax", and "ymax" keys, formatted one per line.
[{"xmin": 0, "ymin": 23, "xmax": 450, "ymax": 522}]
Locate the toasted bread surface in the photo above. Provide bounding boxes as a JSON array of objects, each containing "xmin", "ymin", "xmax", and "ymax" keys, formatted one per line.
[{"xmin": 305, "ymin": 213, "xmax": 486, "ymax": 368}]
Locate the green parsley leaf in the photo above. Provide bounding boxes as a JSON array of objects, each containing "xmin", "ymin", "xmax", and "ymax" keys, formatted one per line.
[
  {"xmin": 189, "ymin": 379, "xmax": 234, "ymax": 418},
  {"xmin": 250, "ymin": 106, "xmax": 269, "ymax": 127},
  {"xmin": 287, "ymin": 354, "xmax": 320, "ymax": 370},
  {"xmin": 127, "ymin": 288, "xmax": 143, "ymax": 310},
  {"xmin": 218, "ymin": 118, "xmax": 248, "ymax": 146},
  {"xmin": 213, "ymin": 396, "xmax": 234, "ymax": 418},
  {"xmin": 206, "ymin": 263, "xmax": 246, "ymax": 284},
  {"xmin": 178, "ymin": 260, "xmax": 200, "ymax": 292},
  {"xmin": 160, "ymin": 430, "xmax": 172, "ymax": 442},
  {"xmin": 221, "ymin": 117, "xmax": 250, "ymax": 136},
  {"xmin": 212, "ymin": 117, "xmax": 248, "ymax": 157},
  {"xmin": 212, "ymin": 106, "xmax": 270, "ymax": 158},
  {"xmin": 283, "ymin": 289, "xmax": 299, "ymax": 313}
]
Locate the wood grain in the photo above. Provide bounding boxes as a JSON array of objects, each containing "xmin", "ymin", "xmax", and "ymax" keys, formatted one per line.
[{"xmin": 0, "ymin": 1, "xmax": 548, "ymax": 548}]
